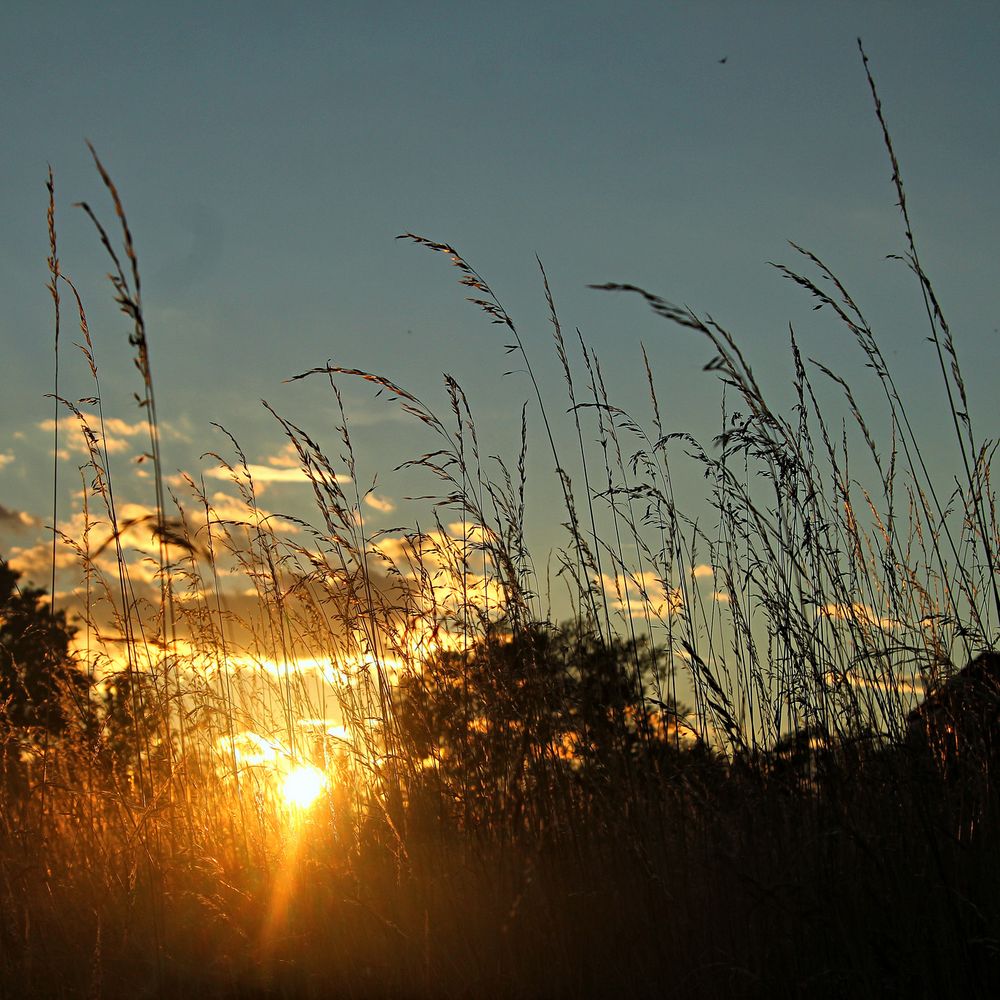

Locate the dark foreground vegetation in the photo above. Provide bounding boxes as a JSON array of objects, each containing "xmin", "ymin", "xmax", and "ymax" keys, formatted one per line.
[{"xmin": 1, "ymin": 45, "xmax": 996, "ymax": 998}]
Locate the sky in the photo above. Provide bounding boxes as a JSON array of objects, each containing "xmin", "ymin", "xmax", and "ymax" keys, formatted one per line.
[{"xmin": 1, "ymin": 1, "xmax": 998, "ymax": 632}]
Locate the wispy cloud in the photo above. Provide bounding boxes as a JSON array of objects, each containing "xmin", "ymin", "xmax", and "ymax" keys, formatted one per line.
[
  {"xmin": 818, "ymin": 602, "xmax": 899, "ymax": 631},
  {"xmin": 203, "ymin": 442, "xmax": 350, "ymax": 489},
  {"xmin": 835, "ymin": 670, "xmax": 926, "ymax": 697},
  {"xmin": 364, "ymin": 493, "xmax": 395, "ymax": 513},
  {"xmin": 0, "ymin": 453, "xmax": 13, "ymax": 471},
  {"xmin": 205, "ymin": 464, "xmax": 315, "ymax": 485}
]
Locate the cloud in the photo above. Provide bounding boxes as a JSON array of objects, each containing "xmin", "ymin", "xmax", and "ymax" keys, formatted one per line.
[
  {"xmin": 39, "ymin": 414, "xmax": 148, "ymax": 457},
  {"xmin": 446, "ymin": 520, "xmax": 490, "ymax": 542},
  {"xmin": 203, "ymin": 457, "xmax": 349, "ymax": 489},
  {"xmin": 198, "ymin": 491, "xmax": 301, "ymax": 533},
  {"xmin": 265, "ymin": 442, "xmax": 303, "ymax": 469},
  {"xmin": 0, "ymin": 453, "xmax": 13, "ymax": 471},
  {"xmin": 8, "ymin": 506, "xmax": 172, "ymax": 586},
  {"xmin": 371, "ymin": 533, "xmax": 414, "ymax": 564},
  {"xmin": 836, "ymin": 670, "xmax": 926, "ymax": 697},
  {"xmin": 692, "ymin": 564, "xmax": 714, "ymax": 579},
  {"xmin": 8, "ymin": 540, "xmax": 79, "ymax": 585},
  {"xmin": 367, "ymin": 527, "xmax": 505, "ymax": 616},
  {"xmin": 207, "ymin": 464, "xmax": 313, "ymax": 484},
  {"xmin": 364, "ymin": 493, "xmax": 395, "ymax": 513},
  {"xmin": 0, "ymin": 504, "xmax": 42, "ymax": 533},
  {"xmin": 10, "ymin": 478, "xmax": 309, "ymax": 599},
  {"xmin": 596, "ymin": 571, "xmax": 683, "ymax": 620},
  {"xmin": 818, "ymin": 602, "xmax": 899, "ymax": 631}
]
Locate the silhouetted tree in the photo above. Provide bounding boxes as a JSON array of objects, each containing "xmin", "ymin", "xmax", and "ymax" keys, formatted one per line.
[
  {"xmin": 396, "ymin": 621, "xmax": 695, "ymax": 828},
  {"xmin": 95, "ymin": 664, "xmax": 175, "ymax": 794},
  {"xmin": 0, "ymin": 557, "xmax": 87, "ymax": 734}
]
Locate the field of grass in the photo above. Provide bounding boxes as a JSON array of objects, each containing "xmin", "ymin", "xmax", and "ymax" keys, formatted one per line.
[{"xmin": 1, "ymin": 48, "xmax": 997, "ymax": 998}]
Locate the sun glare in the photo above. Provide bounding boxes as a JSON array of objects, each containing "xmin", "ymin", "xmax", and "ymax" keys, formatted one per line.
[{"xmin": 282, "ymin": 765, "xmax": 328, "ymax": 810}]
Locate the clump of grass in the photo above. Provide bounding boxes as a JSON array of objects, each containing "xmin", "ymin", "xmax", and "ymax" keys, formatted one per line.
[{"xmin": 0, "ymin": 43, "xmax": 996, "ymax": 999}]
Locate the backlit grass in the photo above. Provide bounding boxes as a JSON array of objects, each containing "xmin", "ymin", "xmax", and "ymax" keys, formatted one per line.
[{"xmin": 1, "ymin": 44, "xmax": 996, "ymax": 998}]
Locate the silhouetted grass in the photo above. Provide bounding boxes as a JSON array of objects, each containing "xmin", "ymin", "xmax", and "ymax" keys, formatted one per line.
[{"xmin": 0, "ymin": 43, "xmax": 996, "ymax": 998}]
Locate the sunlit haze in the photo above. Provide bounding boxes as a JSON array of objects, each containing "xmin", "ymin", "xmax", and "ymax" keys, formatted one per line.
[{"xmin": 282, "ymin": 765, "xmax": 328, "ymax": 810}]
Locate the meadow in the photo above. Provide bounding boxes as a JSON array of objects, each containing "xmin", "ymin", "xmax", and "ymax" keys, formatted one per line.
[{"xmin": 1, "ymin": 49, "xmax": 997, "ymax": 998}]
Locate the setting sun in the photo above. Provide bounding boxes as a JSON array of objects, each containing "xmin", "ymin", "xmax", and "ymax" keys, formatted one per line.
[{"xmin": 282, "ymin": 765, "xmax": 328, "ymax": 810}]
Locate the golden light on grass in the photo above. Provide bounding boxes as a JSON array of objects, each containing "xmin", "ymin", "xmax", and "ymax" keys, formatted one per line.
[{"xmin": 282, "ymin": 764, "xmax": 328, "ymax": 809}]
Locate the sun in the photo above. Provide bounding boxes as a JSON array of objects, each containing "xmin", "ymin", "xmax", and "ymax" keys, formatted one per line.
[{"xmin": 282, "ymin": 765, "xmax": 328, "ymax": 810}]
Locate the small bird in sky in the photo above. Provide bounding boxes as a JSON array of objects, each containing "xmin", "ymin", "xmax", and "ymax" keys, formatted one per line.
[{"xmin": 718, "ymin": 56, "xmax": 728, "ymax": 64}]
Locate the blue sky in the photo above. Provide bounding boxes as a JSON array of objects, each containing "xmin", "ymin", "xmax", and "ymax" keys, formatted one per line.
[{"xmin": 1, "ymin": 1, "xmax": 997, "ymax": 610}]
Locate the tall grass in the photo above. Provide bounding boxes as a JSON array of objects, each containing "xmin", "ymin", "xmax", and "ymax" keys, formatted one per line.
[{"xmin": 0, "ymin": 46, "xmax": 997, "ymax": 998}]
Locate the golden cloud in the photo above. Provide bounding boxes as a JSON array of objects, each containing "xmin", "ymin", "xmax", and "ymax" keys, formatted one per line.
[
  {"xmin": 596, "ymin": 570, "xmax": 683, "ymax": 620},
  {"xmin": 364, "ymin": 493, "xmax": 396, "ymax": 513},
  {"xmin": 204, "ymin": 464, "xmax": 314, "ymax": 485},
  {"xmin": 818, "ymin": 602, "xmax": 899, "ymax": 631},
  {"xmin": 264, "ymin": 442, "xmax": 303, "ymax": 469},
  {"xmin": 39, "ymin": 414, "xmax": 148, "ymax": 457}
]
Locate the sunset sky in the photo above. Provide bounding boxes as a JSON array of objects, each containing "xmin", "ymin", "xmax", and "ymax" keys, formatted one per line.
[{"xmin": 1, "ymin": 1, "xmax": 997, "ymax": 615}]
